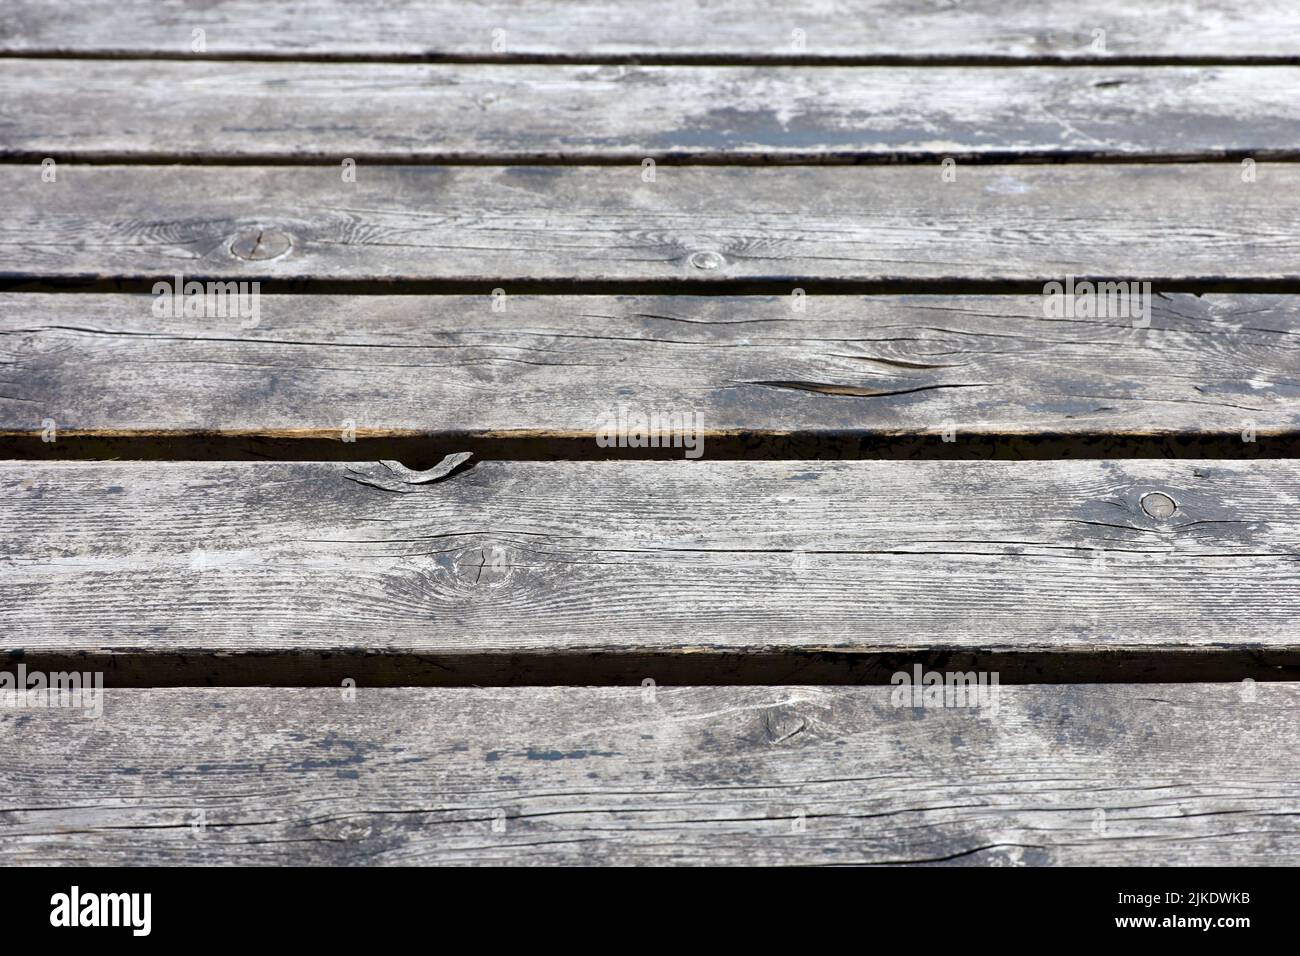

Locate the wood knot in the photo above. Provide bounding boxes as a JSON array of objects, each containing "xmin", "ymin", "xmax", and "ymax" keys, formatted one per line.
[
  {"xmin": 760, "ymin": 705, "xmax": 808, "ymax": 745},
  {"xmin": 1140, "ymin": 491, "xmax": 1176, "ymax": 519},
  {"xmin": 345, "ymin": 453, "xmax": 474, "ymax": 493},
  {"xmin": 230, "ymin": 229, "xmax": 292, "ymax": 261},
  {"xmin": 688, "ymin": 250, "xmax": 725, "ymax": 271},
  {"xmin": 449, "ymin": 544, "xmax": 513, "ymax": 589}
]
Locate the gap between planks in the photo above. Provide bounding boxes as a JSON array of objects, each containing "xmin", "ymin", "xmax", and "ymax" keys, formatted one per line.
[
  {"xmin": 6, "ymin": 154, "xmax": 1299, "ymax": 168},
  {"xmin": 7, "ymin": 52, "xmax": 1300, "ymax": 67}
]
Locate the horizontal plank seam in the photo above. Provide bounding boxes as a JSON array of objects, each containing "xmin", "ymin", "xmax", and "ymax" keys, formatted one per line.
[
  {"xmin": 2, "ymin": 434, "xmax": 1298, "ymax": 463},
  {"xmin": 4, "ymin": 152, "xmax": 1300, "ymax": 168},
  {"xmin": 13, "ymin": 278, "xmax": 1300, "ymax": 296},
  {"xmin": 5, "ymin": 52, "xmax": 1300, "ymax": 67},
  {"xmin": 3, "ymin": 648, "xmax": 1299, "ymax": 688}
]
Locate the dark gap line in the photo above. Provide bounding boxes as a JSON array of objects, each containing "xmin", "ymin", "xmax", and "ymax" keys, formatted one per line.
[
  {"xmin": 8, "ymin": 277, "xmax": 1300, "ymax": 296},
  {"xmin": 2, "ymin": 433, "xmax": 1297, "ymax": 465},
  {"xmin": 4, "ymin": 50, "xmax": 1300, "ymax": 66},
  {"xmin": 4, "ymin": 648, "xmax": 1297, "ymax": 688},
  {"xmin": 1, "ymin": 150, "xmax": 1297, "ymax": 167}
]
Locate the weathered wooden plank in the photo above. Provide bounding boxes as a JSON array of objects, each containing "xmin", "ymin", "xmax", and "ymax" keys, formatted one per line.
[
  {"xmin": 3, "ymin": 458, "xmax": 1299, "ymax": 682},
  {"xmin": 3, "ymin": 164, "xmax": 1298, "ymax": 287},
  {"xmin": 5, "ymin": 62, "xmax": 1298, "ymax": 162},
  {"xmin": 1, "ymin": 0, "xmax": 1296, "ymax": 62},
  {"xmin": 2, "ymin": 293, "xmax": 1297, "ymax": 459},
  {"xmin": 1, "ymin": 684, "xmax": 1295, "ymax": 864}
]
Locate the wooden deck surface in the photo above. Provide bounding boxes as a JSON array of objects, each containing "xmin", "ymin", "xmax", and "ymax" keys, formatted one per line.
[
  {"xmin": 4, "ymin": 685, "xmax": 1296, "ymax": 865},
  {"xmin": 1, "ymin": 1, "xmax": 1297, "ymax": 866}
]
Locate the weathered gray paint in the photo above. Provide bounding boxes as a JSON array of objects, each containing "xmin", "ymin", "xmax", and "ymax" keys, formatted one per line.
[
  {"xmin": 2, "ymin": 0, "xmax": 1296, "ymax": 62},
  {"xmin": 3, "ymin": 459, "xmax": 1299, "ymax": 682},
  {"xmin": 1, "ymin": 293, "xmax": 1297, "ymax": 453},
  {"xmin": 5, "ymin": 164, "xmax": 1300, "ymax": 286},
  {"xmin": 1, "ymin": 684, "xmax": 1295, "ymax": 864},
  {"xmin": 5, "ymin": 0, "xmax": 1299, "ymax": 869},
  {"xmin": 5, "ymin": 62, "xmax": 1300, "ymax": 161}
]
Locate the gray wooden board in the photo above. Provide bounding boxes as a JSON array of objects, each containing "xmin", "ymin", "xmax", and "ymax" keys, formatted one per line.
[
  {"xmin": 1, "ymin": 0, "xmax": 1297, "ymax": 62},
  {"xmin": 0, "ymin": 684, "xmax": 1296, "ymax": 864},
  {"xmin": 1, "ymin": 293, "xmax": 1298, "ymax": 456},
  {"xmin": 3, "ymin": 164, "xmax": 1299, "ymax": 287},
  {"xmin": 5, "ymin": 62, "xmax": 1300, "ymax": 162},
  {"xmin": 3, "ymin": 458, "xmax": 1299, "ymax": 682}
]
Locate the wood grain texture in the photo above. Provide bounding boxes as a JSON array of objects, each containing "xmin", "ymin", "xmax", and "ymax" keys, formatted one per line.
[
  {"xmin": 1, "ymin": 0, "xmax": 1296, "ymax": 62},
  {"xmin": 3, "ymin": 458, "xmax": 1299, "ymax": 682},
  {"xmin": 1, "ymin": 684, "xmax": 1295, "ymax": 864},
  {"xmin": 2, "ymin": 293, "xmax": 1298, "ymax": 457},
  {"xmin": 6, "ymin": 61, "xmax": 1299, "ymax": 162},
  {"xmin": 3, "ymin": 163, "xmax": 1298, "ymax": 287}
]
